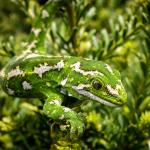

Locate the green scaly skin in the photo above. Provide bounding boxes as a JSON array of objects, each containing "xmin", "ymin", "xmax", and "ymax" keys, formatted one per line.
[{"xmin": 0, "ymin": 52, "xmax": 127, "ymax": 137}]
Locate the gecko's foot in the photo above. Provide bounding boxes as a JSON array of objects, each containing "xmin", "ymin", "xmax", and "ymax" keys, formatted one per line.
[{"xmin": 67, "ymin": 118, "xmax": 85, "ymax": 138}]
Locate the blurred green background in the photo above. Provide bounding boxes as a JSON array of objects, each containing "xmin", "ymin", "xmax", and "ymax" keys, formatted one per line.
[{"xmin": 0, "ymin": 0, "xmax": 150, "ymax": 149}]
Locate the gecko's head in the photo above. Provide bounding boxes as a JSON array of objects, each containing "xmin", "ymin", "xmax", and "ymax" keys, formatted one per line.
[{"xmin": 71, "ymin": 61, "xmax": 127, "ymax": 107}]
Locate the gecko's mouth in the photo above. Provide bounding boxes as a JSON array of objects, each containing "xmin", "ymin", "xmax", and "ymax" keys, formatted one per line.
[{"xmin": 72, "ymin": 86, "xmax": 118, "ymax": 107}]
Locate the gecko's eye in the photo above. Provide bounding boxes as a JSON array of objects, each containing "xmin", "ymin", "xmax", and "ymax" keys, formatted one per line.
[{"xmin": 92, "ymin": 80, "xmax": 102, "ymax": 90}]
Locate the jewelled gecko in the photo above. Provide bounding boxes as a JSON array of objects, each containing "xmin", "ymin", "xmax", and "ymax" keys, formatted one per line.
[{"xmin": 0, "ymin": 53, "xmax": 127, "ymax": 136}]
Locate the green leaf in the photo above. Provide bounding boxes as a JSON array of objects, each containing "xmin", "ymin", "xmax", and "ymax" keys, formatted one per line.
[
  {"xmin": 121, "ymin": 27, "xmax": 128, "ymax": 39},
  {"xmin": 107, "ymin": 39, "xmax": 113, "ymax": 50},
  {"xmin": 101, "ymin": 29, "xmax": 109, "ymax": 47}
]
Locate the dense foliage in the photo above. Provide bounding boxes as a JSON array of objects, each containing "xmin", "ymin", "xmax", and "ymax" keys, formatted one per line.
[{"xmin": 0, "ymin": 0, "xmax": 150, "ymax": 149}]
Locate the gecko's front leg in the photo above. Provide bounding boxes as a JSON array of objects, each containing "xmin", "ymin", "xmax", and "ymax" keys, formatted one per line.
[{"xmin": 42, "ymin": 91, "xmax": 85, "ymax": 137}]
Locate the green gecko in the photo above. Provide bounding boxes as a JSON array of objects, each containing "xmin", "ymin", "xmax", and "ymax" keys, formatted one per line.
[{"xmin": 0, "ymin": 53, "xmax": 127, "ymax": 136}]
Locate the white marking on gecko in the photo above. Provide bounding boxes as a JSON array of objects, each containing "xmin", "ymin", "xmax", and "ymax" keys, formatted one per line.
[
  {"xmin": 68, "ymin": 93, "xmax": 72, "ymax": 97},
  {"xmin": 74, "ymin": 84, "xmax": 90, "ymax": 90},
  {"xmin": 55, "ymin": 60, "xmax": 64, "ymax": 71},
  {"xmin": 8, "ymin": 66, "xmax": 24, "ymax": 79},
  {"xmin": 63, "ymin": 107, "xmax": 71, "ymax": 112},
  {"xmin": 49, "ymin": 100, "xmax": 62, "ymax": 105},
  {"xmin": 72, "ymin": 85, "xmax": 117, "ymax": 107},
  {"xmin": 106, "ymin": 85, "xmax": 119, "ymax": 96},
  {"xmin": 42, "ymin": 10, "xmax": 49, "ymax": 18},
  {"xmin": 61, "ymin": 77, "xmax": 68, "ymax": 86},
  {"xmin": 22, "ymin": 81, "xmax": 32, "ymax": 90},
  {"xmin": 70, "ymin": 61, "xmax": 104, "ymax": 76},
  {"xmin": 59, "ymin": 114, "xmax": 65, "ymax": 120},
  {"xmin": 34, "ymin": 60, "xmax": 64, "ymax": 78},
  {"xmin": 34, "ymin": 63, "xmax": 51, "ymax": 78},
  {"xmin": 31, "ymin": 28, "xmax": 41, "ymax": 37},
  {"xmin": 7, "ymin": 88, "xmax": 15, "ymax": 95}
]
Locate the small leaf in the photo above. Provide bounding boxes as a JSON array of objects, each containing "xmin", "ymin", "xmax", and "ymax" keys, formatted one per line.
[
  {"xmin": 142, "ymin": 12, "xmax": 149, "ymax": 23},
  {"xmin": 122, "ymin": 27, "xmax": 128, "ymax": 39},
  {"xmin": 107, "ymin": 39, "xmax": 113, "ymax": 50},
  {"xmin": 145, "ymin": 38, "xmax": 150, "ymax": 52},
  {"xmin": 131, "ymin": 16, "xmax": 138, "ymax": 28},
  {"xmin": 101, "ymin": 29, "xmax": 109, "ymax": 47},
  {"xmin": 139, "ymin": 96, "xmax": 150, "ymax": 111},
  {"xmin": 118, "ymin": 15, "xmax": 125, "ymax": 27},
  {"xmin": 118, "ymin": 114, "xmax": 124, "ymax": 129},
  {"xmin": 114, "ymin": 29, "xmax": 119, "ymax": 41}
]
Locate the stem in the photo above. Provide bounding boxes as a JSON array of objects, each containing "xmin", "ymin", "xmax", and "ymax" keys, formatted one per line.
[{"xmin": 65, "ymin": 2, "xmax": 77, "ymax": 52}]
